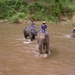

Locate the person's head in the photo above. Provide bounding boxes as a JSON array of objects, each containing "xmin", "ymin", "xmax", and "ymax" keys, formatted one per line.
[{"xmin": 43, "ymin": 21, "xmax": 46, "ymax": 24}]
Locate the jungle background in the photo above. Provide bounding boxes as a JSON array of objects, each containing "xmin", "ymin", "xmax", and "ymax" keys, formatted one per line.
[{"xmin": 0, "ymin": 0, "xmax": 75, "ymax": 24}]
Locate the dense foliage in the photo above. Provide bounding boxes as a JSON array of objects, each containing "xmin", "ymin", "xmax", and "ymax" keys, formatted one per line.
[{"xmin": 0, "ymin": 0, "xmax": 75, "ymax": 22}]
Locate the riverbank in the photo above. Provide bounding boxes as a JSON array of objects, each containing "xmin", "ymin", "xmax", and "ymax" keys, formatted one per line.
[{"xmin": 0, "ymin": 19, "xmax": 75, "ymax": 26}]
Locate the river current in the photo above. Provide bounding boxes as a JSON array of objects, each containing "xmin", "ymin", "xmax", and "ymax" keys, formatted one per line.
[{"xmin": 0, "ymin": 22, "xmax": 75, "ymax": 75}]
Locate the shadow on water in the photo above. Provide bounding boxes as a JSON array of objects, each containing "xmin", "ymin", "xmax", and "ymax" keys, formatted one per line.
[{"xmin": 46, "ymin": 47, "xmax": 60, "ymax": 59}]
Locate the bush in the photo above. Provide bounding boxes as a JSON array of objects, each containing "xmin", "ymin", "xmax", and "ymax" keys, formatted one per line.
[
  {"xmin": 0, "ymin": 0, "xmax": 75, "ymax": 22},
  {"xmin": 8, "ymin": 13, "xmax": 26, "ymax": 23},
  {"xmin": 27, "ymin": 2, "xmax": 43, "ymax": 14},
  {"xmin": 28, "ymin": 11, "xmax": 45, "ymax": 21}
]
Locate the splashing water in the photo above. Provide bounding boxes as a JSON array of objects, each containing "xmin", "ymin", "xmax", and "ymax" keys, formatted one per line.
[{"xmin": 64, "ymin": 34, "xmax": 71, "ymax": 38}]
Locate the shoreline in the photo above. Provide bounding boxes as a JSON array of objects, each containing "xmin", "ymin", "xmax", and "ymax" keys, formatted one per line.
[{"xmin": 0, "ymin": 19, "xmax": 75, "ymax": 26}]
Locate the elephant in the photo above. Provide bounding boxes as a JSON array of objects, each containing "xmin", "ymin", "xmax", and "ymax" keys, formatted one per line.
[
  {"xmin": 37, "ymin": 32, "xmax": 50, "ymax": 55},
  {"xmin": 23, "ymin": 26, "xmax": 40, "ymax": 41}
]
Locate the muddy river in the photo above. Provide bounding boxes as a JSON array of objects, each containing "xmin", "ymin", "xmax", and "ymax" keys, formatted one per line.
[{"xmin": 0, "ymin": 21, "xmax": 75, "ymax": 75}]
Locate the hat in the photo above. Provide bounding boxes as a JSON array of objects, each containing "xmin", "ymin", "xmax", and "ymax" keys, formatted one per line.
[{"xmin": 43, "ymin": 21, "xmax": 46, "ymax": 24}]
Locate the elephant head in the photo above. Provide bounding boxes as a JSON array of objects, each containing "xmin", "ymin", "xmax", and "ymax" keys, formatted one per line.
[{"xmin": 31, "ymin": 28, "xmax": 38, "ymax": 36}]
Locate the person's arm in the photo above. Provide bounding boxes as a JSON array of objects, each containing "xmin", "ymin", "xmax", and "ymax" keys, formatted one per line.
[{"xmin": 41, "ymin": 25, "xmax": 44, "ymax": 32}]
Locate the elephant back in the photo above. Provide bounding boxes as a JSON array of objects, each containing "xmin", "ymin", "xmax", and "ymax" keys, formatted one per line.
[
  {"xmin": 37, "ymin": 32, "xmax": 49, "ymax": 39},
  {"xmin": 38, "ymin": 32, "xmax": 46, "ymax": 39},
  {"xmin": 24, "ymin": 26, "xmax": 30, "ymax": 31},
  {"xmin": 71, "ymin": 34, "xmax": 75, "ymax": 38}
]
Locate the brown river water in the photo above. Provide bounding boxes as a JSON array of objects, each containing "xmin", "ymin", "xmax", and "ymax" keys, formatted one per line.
[{"xmin": 0, "ymin": 22, "xmax": 75, "ymax": 75}]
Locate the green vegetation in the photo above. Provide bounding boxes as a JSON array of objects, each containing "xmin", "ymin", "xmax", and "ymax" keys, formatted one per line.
[{"xmin": 0, "ymin": 0, "xmax": 75, "ymax": 23}]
